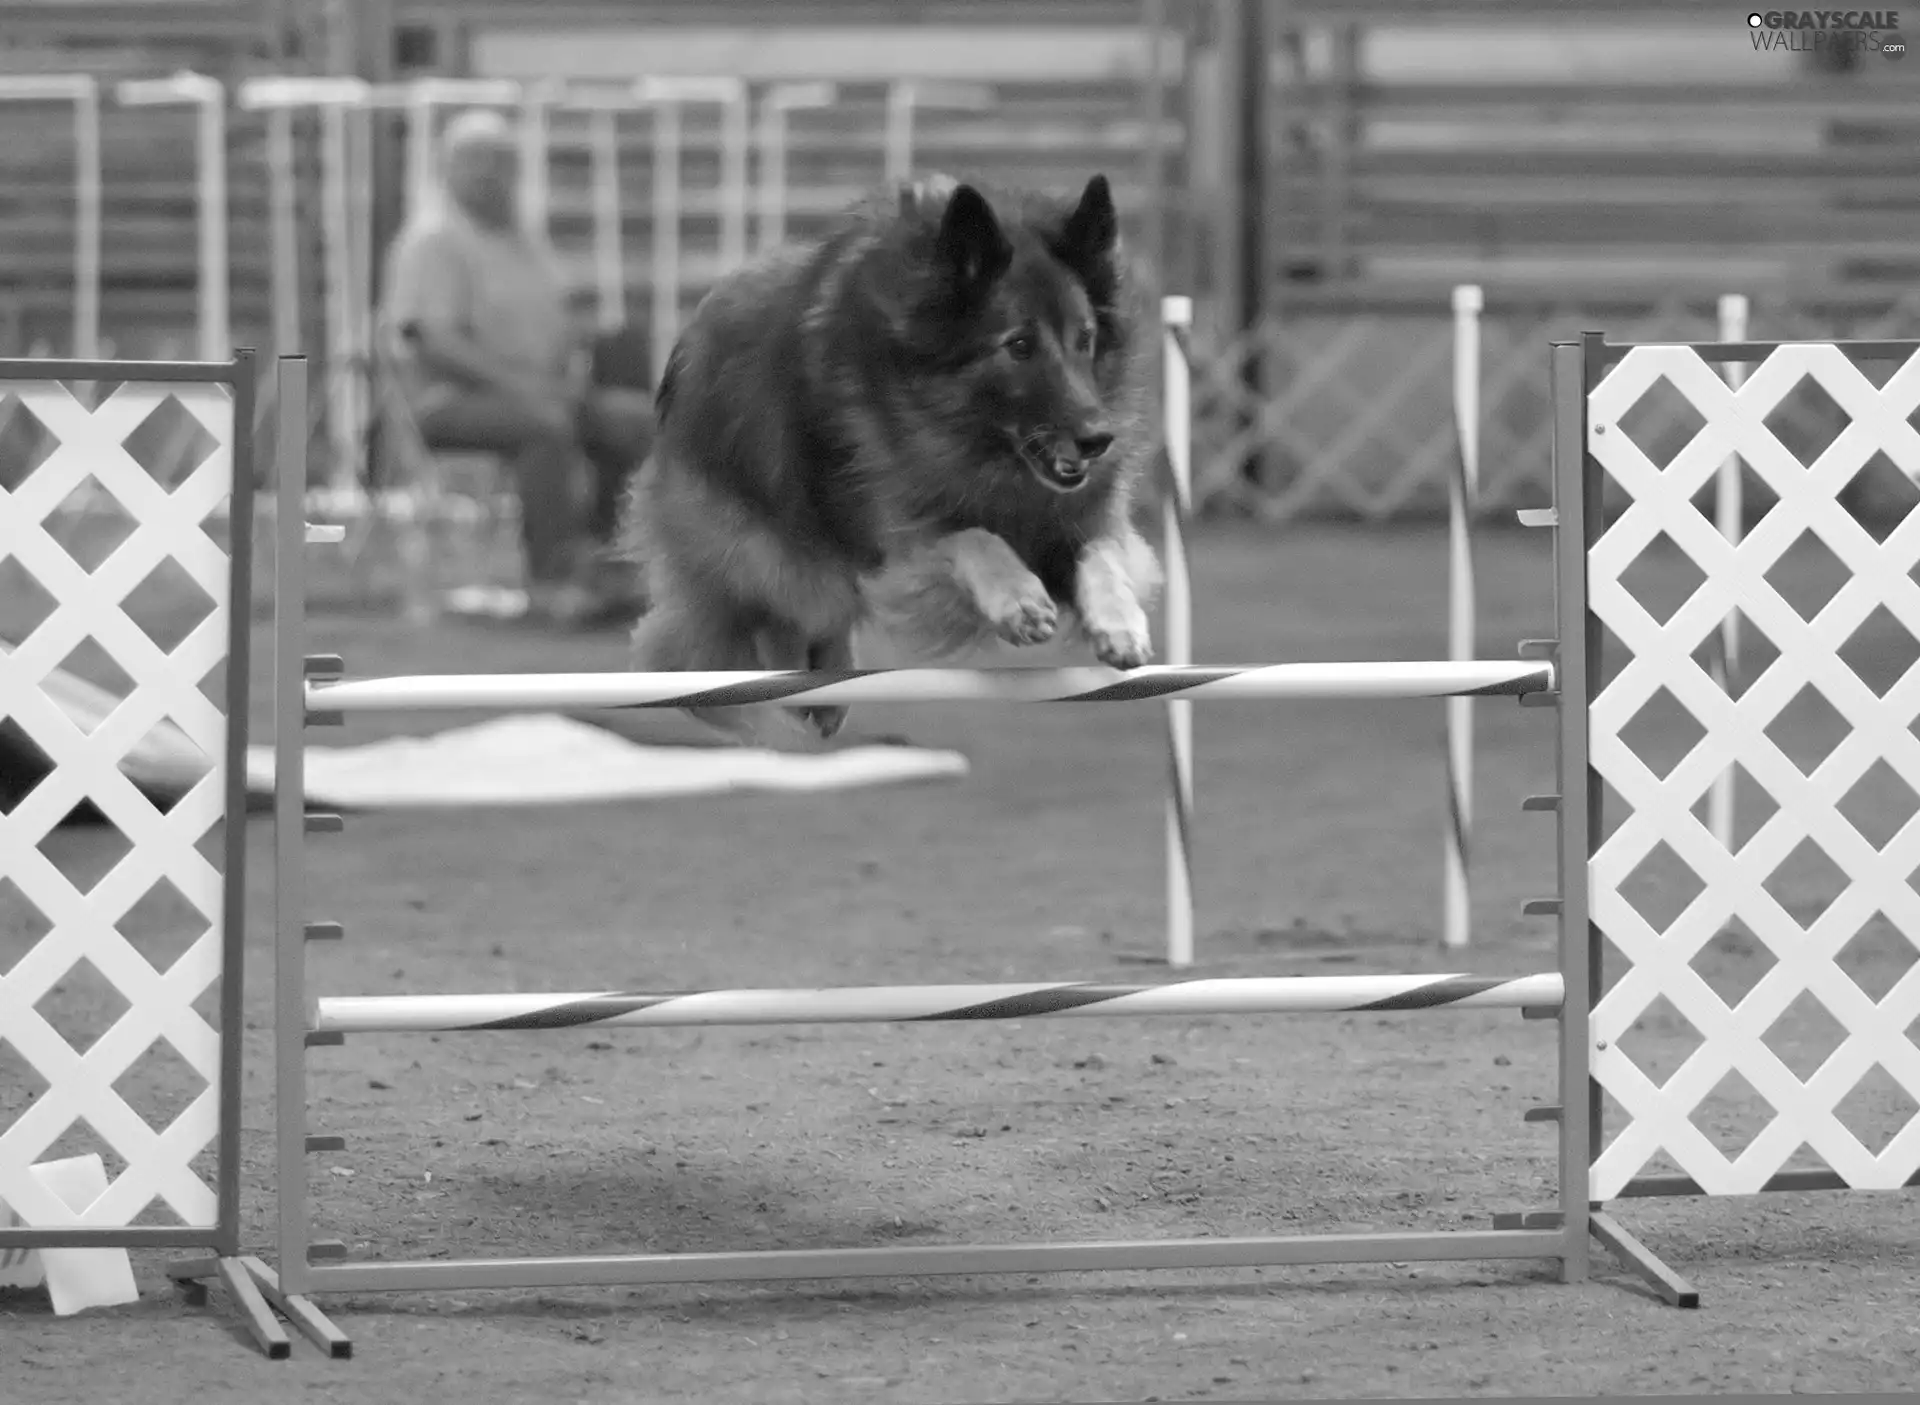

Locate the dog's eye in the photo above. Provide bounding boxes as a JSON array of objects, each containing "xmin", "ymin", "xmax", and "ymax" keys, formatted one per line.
[{"xmin": 1005, "ymin": 333, "xmax": 1036, "ymax": 361}]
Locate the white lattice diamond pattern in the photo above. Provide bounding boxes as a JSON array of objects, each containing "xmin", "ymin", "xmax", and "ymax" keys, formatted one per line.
[
  {"xmin": 0, "ymin": 379, "xmax": 236, "ymax": 1230},
  {"xmin": 1587, "ymin": 344, "xmax": 1920, "ymax": 1197}
]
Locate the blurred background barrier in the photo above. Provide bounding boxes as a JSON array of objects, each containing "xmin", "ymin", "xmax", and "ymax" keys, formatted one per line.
[{"xmin": 1, "ymin": 0, "xmax": 1916, "ymax": 527}]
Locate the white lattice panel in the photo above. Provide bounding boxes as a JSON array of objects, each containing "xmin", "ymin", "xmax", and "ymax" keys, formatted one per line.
[
  {"xmin": 0, "ymin": 377, "xmax": 237, "ymax": 1230},
  {"xmin": 1586, "ymin": 342, "xmax": 1920, "ymax": 1197}
]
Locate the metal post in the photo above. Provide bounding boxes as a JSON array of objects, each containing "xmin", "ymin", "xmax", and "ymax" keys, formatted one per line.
[
  {"xmin": 1551, "ymin": 337, "xmax": 1596, "ymax": 1284},
  {"xmin": 264, "ymin": 107, "xmax": 301, "ymax": 355},
  {"xmin": 215, "ymin": 348, "xmax": 258, "ymax": 1254},
  {"xmin": 272, "ymin": 355, "xmax": 313, "ymax": 1292}
]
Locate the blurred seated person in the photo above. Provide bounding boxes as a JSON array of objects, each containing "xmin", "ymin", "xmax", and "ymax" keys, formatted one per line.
[
  {"xmin": 564, "ymin": 290, "xmax": 658, "ymax": 606},
  {"xmin": 380, "ymin": 107, "xmax": 654, "ymax": 624}
]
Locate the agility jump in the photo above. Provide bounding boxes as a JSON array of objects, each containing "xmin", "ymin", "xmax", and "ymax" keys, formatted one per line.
[
  {"xmin": 201, "ymin": 344, "xmax": 1580, "ymax": 1358},
  {"xmin": 4, "ymin": 327, "xmax": 1918, "ymax": 1359}
]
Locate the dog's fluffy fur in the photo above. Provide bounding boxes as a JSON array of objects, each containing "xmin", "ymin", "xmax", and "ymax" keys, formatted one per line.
[{"xmin": 623, "ymin": 171, "xmax": 1162, "ymax": 744}]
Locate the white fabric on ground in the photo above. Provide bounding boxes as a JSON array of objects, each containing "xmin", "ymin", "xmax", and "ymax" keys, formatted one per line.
[{"xmin": 244, "ymin": 712, "xmax": 969, "ymax": 810}]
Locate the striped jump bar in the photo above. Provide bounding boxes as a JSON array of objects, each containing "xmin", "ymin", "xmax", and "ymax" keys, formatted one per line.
[
  {"xmin": 306, "ymin": 661, "xmax": 1556, "ymax": 715},
  {"xmin": 313, "ymin": 972, "xmax": 1565, "ymax": 1033}
]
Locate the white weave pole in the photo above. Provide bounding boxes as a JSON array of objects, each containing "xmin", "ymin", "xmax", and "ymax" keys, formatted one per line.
[
  {"xmin": 0, "ymin": 76, "xmax": 101, "ymax": 359},
  {"xmin": 118, "ymin": 73, "xmax": 230, "ymax": 361},
  {"xmin": 1710, "ymin": 292, "xmax": 1751, "ymax": 854},
  {"xmin": 754, "ymin": 82, "xmax": 838, "ymax": 253},
  {"xmin": 1444, "ymin": 284, "xmax": 1482, "ymax": 952},
  {"xmin": 882, "ymin": 80, "xmax": 995, "ymax": 184},
  {"xmin": 1161, "ymin": 296, "xmax": 1197, "ymax": 968}
]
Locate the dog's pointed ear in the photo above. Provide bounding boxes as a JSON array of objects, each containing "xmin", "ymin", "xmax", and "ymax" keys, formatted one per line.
[
  {"xmin": 934, "ymin": 183, "xmax": 1012, "ymax": 295},
  {"xmin": 1059, "ymin": 174, "xmax": 1119, "ymax": 265}
]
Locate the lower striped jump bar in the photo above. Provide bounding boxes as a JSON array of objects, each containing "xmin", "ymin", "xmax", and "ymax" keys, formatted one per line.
[
  {"xmin": 312, "ymin": 972, "xmax": 1565, "ymax": 1033},
  {"xmin": 306, "ymin": 661, "xmax": 1556, "ymax": 715}
]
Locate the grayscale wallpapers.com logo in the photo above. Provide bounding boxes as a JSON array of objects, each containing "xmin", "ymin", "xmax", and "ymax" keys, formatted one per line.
[{"xmin": 1748, "ymin": 9, "xmax": 1907, "ymax": 56}]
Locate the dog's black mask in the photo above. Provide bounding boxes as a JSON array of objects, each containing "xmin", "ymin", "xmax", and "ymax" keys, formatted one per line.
[{"xmin": 929, "ymin": 176, "xmax": 1129, "ymax": 495}]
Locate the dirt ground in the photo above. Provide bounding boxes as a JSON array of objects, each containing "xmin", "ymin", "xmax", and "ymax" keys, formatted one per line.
[{"xmin": 6, "ymin": 523, "xmax": 1920, "ymax": 1403}]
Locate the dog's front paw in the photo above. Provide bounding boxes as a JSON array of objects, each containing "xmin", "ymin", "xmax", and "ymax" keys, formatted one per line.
[
  {"xmin": 1084, "ymin": 602, "xmax": 1153, "ymax": 670},
  {"xmin": 980, "ymin": 577, "xmax": 1059, "ymax": 647}
]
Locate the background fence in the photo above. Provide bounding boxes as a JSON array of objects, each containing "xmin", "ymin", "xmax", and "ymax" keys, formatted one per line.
[
  {"xmin": 1189, "ymin": 289, "xmax": 1920, "ymax": 523},
  {"xmin": 1, "ymin": 0, "xmax": 1917, "ymax": 521}
]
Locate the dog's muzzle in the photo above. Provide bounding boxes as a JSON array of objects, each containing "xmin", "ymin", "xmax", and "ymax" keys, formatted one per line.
[
  {"xmin": 1022, "ymin": 430, "xmax": 1112, "ymax": 493},
  {"xmin": 1041, "ymin": 455, "xmax": 1091, "ymax": 490}
]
